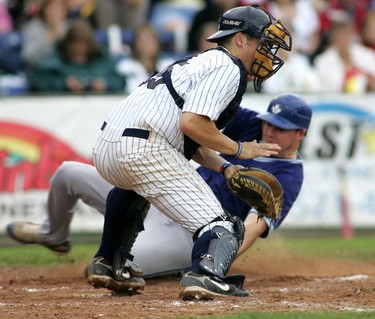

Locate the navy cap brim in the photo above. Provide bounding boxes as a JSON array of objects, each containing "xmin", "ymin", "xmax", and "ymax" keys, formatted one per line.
[
  {"xmin": 206, "ymin": 29, "xmax": 241, "ymax": 42},
  {"xmin": 256, "ymin": 113, "xmax": 304, "ymax": 130}
]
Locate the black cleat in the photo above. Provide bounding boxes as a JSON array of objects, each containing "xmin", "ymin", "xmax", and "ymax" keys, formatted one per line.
[
  {"xmin": 87, "ymin": 257, "xmax": 145, "ymax": 294},
  {"xmin": 179, "ymin": 271, "xmax": 249, "ymax": 300}
]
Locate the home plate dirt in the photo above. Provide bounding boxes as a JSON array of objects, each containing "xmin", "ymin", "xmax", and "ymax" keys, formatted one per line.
[{"xmin": 1, "ymin": 247, "xmax": 374, "ymax": 318}]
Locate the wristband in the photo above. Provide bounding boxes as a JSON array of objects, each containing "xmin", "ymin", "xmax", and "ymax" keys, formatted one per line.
[
  {"xmin": 219, "ymin": 162, "xmax": 233, "ymax": 176},
  {"xmin": 235, "ymin": 141, "xmax": 243, "ymax": 158}
]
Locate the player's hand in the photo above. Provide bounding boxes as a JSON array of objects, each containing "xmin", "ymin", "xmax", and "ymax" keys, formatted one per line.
[
  {"xmin": 239, "ymin": 140, "xmax": 280, "ymax": 159},
  {"xmin": 223, "ymin": 164, "xmax": 243, "ymax": 180}
]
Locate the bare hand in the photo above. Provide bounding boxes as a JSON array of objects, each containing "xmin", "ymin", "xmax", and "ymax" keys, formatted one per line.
[
  {"xmin": 223, "ymin": 164, "xmax": 243, "ymax": 179},
  {"xmin": 240, "ymin": 140, "xmax": 280, "ymax": 159},
  {"xmin": 91, "ymin": 79, "xmax": 107, "ymax": 93},
  {"xmin": 66, "ymin": 76, "xmax": 85, "ymax": 92}
]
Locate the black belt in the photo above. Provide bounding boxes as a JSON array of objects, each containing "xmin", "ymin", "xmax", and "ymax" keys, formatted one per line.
[{"xmin": 101, "ymin": 122, "xmax": 150, "ymax": 140}]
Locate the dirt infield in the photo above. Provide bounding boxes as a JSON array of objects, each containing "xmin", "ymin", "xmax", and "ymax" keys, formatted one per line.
[{"xmin": 1, "ymin": 246, "xmax": 374, "ymax": 319}]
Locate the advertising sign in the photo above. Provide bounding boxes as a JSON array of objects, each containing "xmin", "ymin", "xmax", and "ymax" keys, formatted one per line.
[{"xmin": 1, "ymin": 94, "xmax": 374, "ymax": 232}]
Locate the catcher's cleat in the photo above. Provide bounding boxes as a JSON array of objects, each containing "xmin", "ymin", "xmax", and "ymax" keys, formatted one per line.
[
  {"xmin": 87, "ymin": 257, "xmax": 145, "ymax": 294},
  {"xmin": 6, "ymin": 221, "xmax": 71, "ymax": 255},
  {"xmin": 179, "ymin": 271, "xmax": 249, "ymax": 301}
]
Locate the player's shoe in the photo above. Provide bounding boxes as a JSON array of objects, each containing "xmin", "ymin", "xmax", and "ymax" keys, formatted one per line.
[
  {"xmin": 87, "ymin": 257, "xmax": 145, "ymax": 294},
  {"xmin": 6, "ymin": 221, "xmax": 71, "ymax": 255},
  {"xmin": 179, "ymin": 271, "xmax": 249, "ymax": 300}
]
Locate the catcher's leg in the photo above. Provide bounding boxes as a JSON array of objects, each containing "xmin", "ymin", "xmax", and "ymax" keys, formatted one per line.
[
  {"xmin": 194, "ymin": 212, "xmax": 245, "ymax": 278},
  {"xmin": 112, "ymin": 197, "xmax": 150, "ymax": 280},
  {"xmin": 179, "ymin": 212, "xmax": 248, "ymax": 300},
  {"xmin": 87, "ymin": 189, "xmax": 149, "ymax": 294}
]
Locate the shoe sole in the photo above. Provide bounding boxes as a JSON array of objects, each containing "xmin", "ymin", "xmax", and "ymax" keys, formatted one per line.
[
  {"xmin": 179, "ymin": 285, "xmax": 250, "ymax": 301},
  {"xmin": 43, "ymin": 245, "xmax": 70, "ymax": 256},
  {"xmin": 42, "ymin": 240, "xmax": 71, "ymax": 256},
  {"xmin": 179, "ymin": 286, "xmax": 221, "ymax": 300},
  {"xmin": 87, "ymin": 274, "xmax": 145, "ymax": 294},
  {"xmin": 6, "ymin": 224, "xmax": 70, "ymax": 256}
]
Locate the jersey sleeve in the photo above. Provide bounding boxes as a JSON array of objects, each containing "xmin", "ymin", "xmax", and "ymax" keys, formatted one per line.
[
  {"xmin": 223, "ymin": 107, "xmax": 262, "ymax": 142},
  {"xmin": 180, "ymin": 60, "xmax": 241, "ymax": 121}
]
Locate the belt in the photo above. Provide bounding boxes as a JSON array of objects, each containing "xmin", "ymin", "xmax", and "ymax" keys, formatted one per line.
[{"xmin": 101, "ymin": 122, "xmax": 150, "ymax": 139}]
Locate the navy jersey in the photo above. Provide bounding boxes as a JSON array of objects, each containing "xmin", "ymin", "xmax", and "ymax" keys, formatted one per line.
[{"xmin": 197, "ymin": 107, "xmax": 304, "ymax": 232}]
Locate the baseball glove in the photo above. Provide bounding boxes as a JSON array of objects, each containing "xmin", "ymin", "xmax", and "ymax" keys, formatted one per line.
[{"xmin": 227, "ymin": 167, "xmax": 283, "ymax": 219}]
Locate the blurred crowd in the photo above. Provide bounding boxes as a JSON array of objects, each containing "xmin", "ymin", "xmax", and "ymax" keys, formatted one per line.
[{"xmin": 1, "ymin": 0, "xmax": 375, "ymax": 95}]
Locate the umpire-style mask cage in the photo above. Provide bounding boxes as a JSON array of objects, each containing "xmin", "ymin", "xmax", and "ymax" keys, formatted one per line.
[{"xmin": 207, "ymin": 5, "xmax": 292, "ymax": 93}]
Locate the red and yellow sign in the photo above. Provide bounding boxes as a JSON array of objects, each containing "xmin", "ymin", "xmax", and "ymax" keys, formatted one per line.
[{"xmin": 0, "ymin": 121, "xmax": 92, "ymax": 192}]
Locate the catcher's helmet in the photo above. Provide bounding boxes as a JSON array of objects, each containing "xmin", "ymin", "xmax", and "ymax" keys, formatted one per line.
[
  {"xmin": 256, "ymin": 93, "xmax": 312, "ymax": 130},
  {"xmin": 207, "ymin": 5, "xmax": 292, "ymax": 93},
  {"xmin": 207, "ymin": 6, "xmax": 273, "ymax": 41}
]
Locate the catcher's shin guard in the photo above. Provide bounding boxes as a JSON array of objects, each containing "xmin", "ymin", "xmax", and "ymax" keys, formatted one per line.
[
  {"xmin": 112, "ymin": 197, "xmax": 150, "ymax": 280},
  {"xmin": 199, "ymin": 225, "xmax": 240, "ymax": 279}
]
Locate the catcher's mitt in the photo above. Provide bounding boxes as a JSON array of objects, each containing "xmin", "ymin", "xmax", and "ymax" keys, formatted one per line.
[{"xmin": 227, "ymin": 167, "xmax": 283, "ymax": 219}]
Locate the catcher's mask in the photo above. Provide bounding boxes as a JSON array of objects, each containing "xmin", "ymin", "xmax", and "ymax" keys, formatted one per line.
[
  {"xmin": 256, "ymin": 93, "xmax": 312, "ymax": 131},
  {"xmin": 207, "ymin": 5, "xmax": 292, "ymax": 93}
]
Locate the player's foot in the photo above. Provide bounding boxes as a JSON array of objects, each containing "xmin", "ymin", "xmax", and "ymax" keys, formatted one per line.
[
  {"xmin": 87, "ymin": 257, "xmax": 145, "ymax": 294},
  {"xmin": 6, "ymin": 221, "xmax": 71, "ymax": 255},
  {"xmin": 179, "ymin": 271, "xmax": 249, "ymax": 300}
]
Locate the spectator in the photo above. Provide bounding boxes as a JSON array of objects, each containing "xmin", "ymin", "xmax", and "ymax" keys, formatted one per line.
[
  {"xmin": 29, "ymin": 19, "xmax": 124, "ymax": 93},
  {"xmin": 267, "ymin": 0, "xmax": 321, "ymax": 58},
  {"xmin": 187, "ymin": 0, "xmax": 238, "ymax": 52},
  {"xmin": 261, "ymin": 47, "xmax": 321, "ymax": 93},
  {"xmin": 0, "ymin": 0, "xmax": 16, "ymax": 70},
  {"xmin": 195, "ymin": 21, "xmax": 218, "ymax": 53},
  {"xmin": 361, "ymin": 10, "xmax": 375, "ymax": 51},
  {"xmin": 0, "ymin": 0, "xmax": 13, "ymax": 33},
  {"xmin": 0, "ymin": 0, "xmax": 28, "ymax": 95},
  {"xmin": 314, "ymin": 0, "xmax": 374, "ymax": 58},
  {"xmin": 239, "ymin": 0, "xmax": 269, "ymax": 6},
  {"xmin": 313, "ymin": 13, "xmax": 375, "ymax": 93},
  {"xmin": 148, "ymin": 0, "xmax": 202, "ymax": 54},
  {"xmin": 260, "ymin": 19, "xmax": 321, "ymax": 93},
  {"xmin": 20, "ymin": 0, "xmax": 69, "ymax": 67},
  {"xmin": 94, "ymin": 0, "xmax": 149, "ymax": 31},
  {"xmin": 0, "ymin": 32, "xmax": 25, "ymax": 75},
  {"xmin": 318, "ymin": 0, "xmax": 369, "ymax": 39},
  {"xmin": 116, "ymin": 24, "xmax": 174, "ymax": 94},
  {"xmin": 7, "ymin": 0, "xmax": 43, "ymax": 30},
  {"xmin": 66, "ymin": 0, "xmax": 98, "ymax": 28}
]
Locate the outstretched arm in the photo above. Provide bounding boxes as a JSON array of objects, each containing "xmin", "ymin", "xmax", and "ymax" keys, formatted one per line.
[
  {"xmin": 237, "ymin": 213, "xmax": 268, "ymax": 256},
  {"xmin": 180, "ymin": 112, "xmax": 280, "ymax": 159}
]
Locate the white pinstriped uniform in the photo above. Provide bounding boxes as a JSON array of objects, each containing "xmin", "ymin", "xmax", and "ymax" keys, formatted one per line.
[{"xmin": 92, "ymin": 49, "xmax": 243, "ymax": 234}]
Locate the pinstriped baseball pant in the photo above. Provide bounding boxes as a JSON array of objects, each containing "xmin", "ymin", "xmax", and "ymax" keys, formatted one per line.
[{"xmin": 92, "ymin": 127, "xmax": 226, "ymax": 234}]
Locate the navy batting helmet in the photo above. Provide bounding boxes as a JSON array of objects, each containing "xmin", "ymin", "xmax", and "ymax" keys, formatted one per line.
[{"xmin": 256, "ymin": 93, "xmax": 312, "ymax": 130}]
